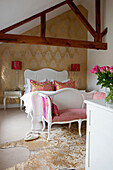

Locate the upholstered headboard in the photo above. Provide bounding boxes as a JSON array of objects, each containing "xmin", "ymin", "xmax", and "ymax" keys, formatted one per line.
[{"xmin": 24, "ymin": 68, "xmax": 68, "ymax": 93}]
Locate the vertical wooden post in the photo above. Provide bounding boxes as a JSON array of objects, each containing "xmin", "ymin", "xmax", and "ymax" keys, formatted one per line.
[
  {"xmin": 67, "ymin": 0, "xmax": 96, "ymax": 38},
  {"xmin": 41, "ymin": 13, "xmax": 46, "ymax": 37},
  {"xmin": 96, "ymin": 0, "xmax": 100, "ymax": 34},
  {"xmin": 95, "ymin": 0, "xmax": 101, "ymax": 42}
]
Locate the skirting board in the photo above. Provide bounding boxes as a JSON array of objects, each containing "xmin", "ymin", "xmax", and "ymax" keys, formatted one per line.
[{"xmin": 0, "ymin": 104, "xmax": 23, "ymax": 109}]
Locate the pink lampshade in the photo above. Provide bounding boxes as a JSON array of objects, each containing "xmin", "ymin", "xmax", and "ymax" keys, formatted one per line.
[
  {"xmin": 12, "ymin": 61, "xmax": 22, "ymax": 70},
  {"xmin": 71, "ymin": 64, "xmax": 80, "ymax": 71}
]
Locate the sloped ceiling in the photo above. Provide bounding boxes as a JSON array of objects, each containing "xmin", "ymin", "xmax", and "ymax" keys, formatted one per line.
[{"xmin": 0, "ymin": 0, "xmax": 86, "ymax": 34}]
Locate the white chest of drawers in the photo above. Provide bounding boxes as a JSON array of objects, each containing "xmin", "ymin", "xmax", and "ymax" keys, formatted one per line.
[{"xmin": 85, "ymin": 99, "xmax": 113, "ymax": 170}]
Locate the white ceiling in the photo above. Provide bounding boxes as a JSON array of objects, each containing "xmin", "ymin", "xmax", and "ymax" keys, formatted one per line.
[{"xmin": 0, "ymin": 0, "xmax": 86, "ymax": 34}]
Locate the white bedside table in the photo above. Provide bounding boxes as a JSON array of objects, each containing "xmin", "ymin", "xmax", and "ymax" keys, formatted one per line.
[{"xmin": 4, "ymin": 90, "xmax": 22, "ymax": 110}]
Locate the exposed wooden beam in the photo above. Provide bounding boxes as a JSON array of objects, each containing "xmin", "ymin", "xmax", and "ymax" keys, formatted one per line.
[
  {"xmin": 66, "ymin": 0, "xmax": 96, "ymax": 38},
  {"xmin": 101, "ymin": 28, "xmax": 108, "ymax": 37},
  {"xmin": 0, "ymin": 33, "xmax": 107, "ymax": 50},
  {"xmin": 0, "ymin": 0, "xmax": 107, "ymax": 50},
  {"xmin": 95, "ymin": 0, "xmax": 101, "ymax": 42},
  {"xmin": 41, "ymin": 14, "xmax": 46, "ymax": 37},
  {"xmin": 96, "ymin": 0, "xmax": 101, "ymax": 34},
  {"xmin": 0, "ymin": 1, "xmax": 67, "ymax": 33}
]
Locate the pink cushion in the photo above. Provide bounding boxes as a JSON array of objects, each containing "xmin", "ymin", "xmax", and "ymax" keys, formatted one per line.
[
  {"xmin": 52, "ymin": 108, "xmax": 86, "ymax": 122},
  {"xmin": 54, "ymin": 80, "xmax": 75, "ymax": 90},
  {"xmin": 93, "ymin": 92, "xmax": 105, "ymax": 99},
  {"xmin": 42, "ymin": 97, "xmax": 59, "ymax": 120},
  {"xmin": 30, "ymin": 80, "xmax": 53, "ymax": 92},
  {"xmin": 52, "ymin": 103, "xmax": 59, "ymax": 116},
  {"xmin": 42, "ymin": 97, "xmax": 49, "ymax": 121}
]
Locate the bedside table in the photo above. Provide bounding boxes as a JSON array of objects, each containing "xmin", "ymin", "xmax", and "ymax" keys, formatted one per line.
[{"xmin": 4, "ymin": 90, "xmax": 22, "ymax": 110}]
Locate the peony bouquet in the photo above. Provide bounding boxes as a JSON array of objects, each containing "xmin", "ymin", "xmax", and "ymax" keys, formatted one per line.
[{"xmin": 90, "ymin": 65, "xmax": 113, "ymax": 103}]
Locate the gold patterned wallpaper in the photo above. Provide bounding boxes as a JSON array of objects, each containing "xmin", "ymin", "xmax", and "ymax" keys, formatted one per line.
[{"xmin": 0, "ymin": 5, "xmax": 87, "ymax": 104}]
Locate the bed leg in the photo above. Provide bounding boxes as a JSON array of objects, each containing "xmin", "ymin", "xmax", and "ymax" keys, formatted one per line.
[{"xmin": 78, "ymin": 119, "xmax": 82, "ymax": 137}]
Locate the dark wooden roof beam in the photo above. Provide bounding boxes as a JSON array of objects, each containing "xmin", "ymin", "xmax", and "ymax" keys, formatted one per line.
[
  {"xmin": 96, "ymin": 0, "xmax": 101, "ymax": 34},
  {"xmin": 101, "ymin": 28, "xmax": 108, "ymax": 37},
  {"xmin": 41, "ymin": 14, "xmax": 46, "ymax": 37},
  {"xmin": 95, "ymin": 0, "xmax": 101, "ymax": 42},
  {"xmin": 0, "ymin": 33, "xmax": 107, "ymax": 50},
  {"xmin": 0, "ymin": 0, "xmax": 108, "ymax": 50},
  {"xmin": 66, "ymin": 0, "xmax": 96, "ymax": 38},
  {"xmin": 0, "ymin": 1, "xmax": 67, "ymax": 34}
]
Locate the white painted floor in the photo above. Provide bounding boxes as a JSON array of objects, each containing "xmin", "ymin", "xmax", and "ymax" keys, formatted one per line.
[
  {"xmin": 0, "ymin": 108, "xmax": 31, "ymax": 144},
  {"xmin": 0, "ymin": 108, "xmax": 31, "ymax": 170}
]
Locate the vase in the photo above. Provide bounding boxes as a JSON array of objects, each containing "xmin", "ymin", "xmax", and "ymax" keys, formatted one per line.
[{"xmin": 105, "ymin": 87, "xmax": 113, "ymax": 105}]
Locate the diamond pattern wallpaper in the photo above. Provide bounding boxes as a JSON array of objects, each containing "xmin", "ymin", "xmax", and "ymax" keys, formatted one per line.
[{"xmin": 0, "ymin": 5, "xmax": 87, "ymax": 104}]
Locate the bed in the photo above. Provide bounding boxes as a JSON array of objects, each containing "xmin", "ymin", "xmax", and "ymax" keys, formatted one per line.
[
  {"xmin": 22, "ymin": 68, "xmax": 69, "ymax": 120},
  {"xmin": 21, "ymin": 68, "xmax": 87, "ymax": 140}
]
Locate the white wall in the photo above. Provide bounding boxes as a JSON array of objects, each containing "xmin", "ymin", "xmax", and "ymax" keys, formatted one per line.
[{"xmin": 81, "ymin": 0, "xmax": 113, "ymax": 91}]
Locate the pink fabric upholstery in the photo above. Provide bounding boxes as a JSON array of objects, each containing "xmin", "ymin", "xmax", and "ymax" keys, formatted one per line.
[
  {"xmin": 42, "ymin": 97, "xmax": 59, "ymax": 120},
  {"xmin": 52, "ymin": 108, "xmax": 86, "ymax": 122},
  {"xmin": 52, "ymin": 103, "xmax": 59, "ymax": 116},
  {"xmin": 93, "ymin": 92, "xmax": 105, "ymax": 99},
  {"xmin": 42, "ymin": 97, "xmax": 49, "ymax": 121},
  {"xmin": 39, "ymin": 91, "xmax": 87, "ymax": 139}
]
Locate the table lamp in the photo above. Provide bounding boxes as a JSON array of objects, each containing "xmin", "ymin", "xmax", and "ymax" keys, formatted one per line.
[
  {"xmin": 12, "ymin": 61, "xmax": 22, "ymax": 90},
  {"xmin": 71, "ymin": 64, "xmax": 80, "ymax": 71}
]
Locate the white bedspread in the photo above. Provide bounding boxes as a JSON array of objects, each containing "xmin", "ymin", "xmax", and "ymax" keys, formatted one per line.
[
  {"xmin": 21, "ymin": 91, "xmax": 57, "ymax": 131},
  {"xmin": 21, "ymin": 92, "xmax": 34, "ymax": 118}
]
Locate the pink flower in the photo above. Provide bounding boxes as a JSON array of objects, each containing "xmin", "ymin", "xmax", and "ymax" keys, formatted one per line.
[
  {"xmin": 99, "ymin": 66, "xmax": 106, "ymax": 73},
  {"xmin": 90, "ymin": 65, "xmax": 99, "ymax": 74},
  {"xmin": 110, "ymin": 66, "xmax": 113, "ymax": 73},
  {"xmin": 106, "ymin": 66, "xmax": 110, "ymax": 71}
]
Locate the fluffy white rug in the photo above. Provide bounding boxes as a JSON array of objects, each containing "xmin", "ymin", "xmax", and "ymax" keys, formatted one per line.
[{"xmin": 0, "ymin": 123, "xmax": 86, "ymax": 170}]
